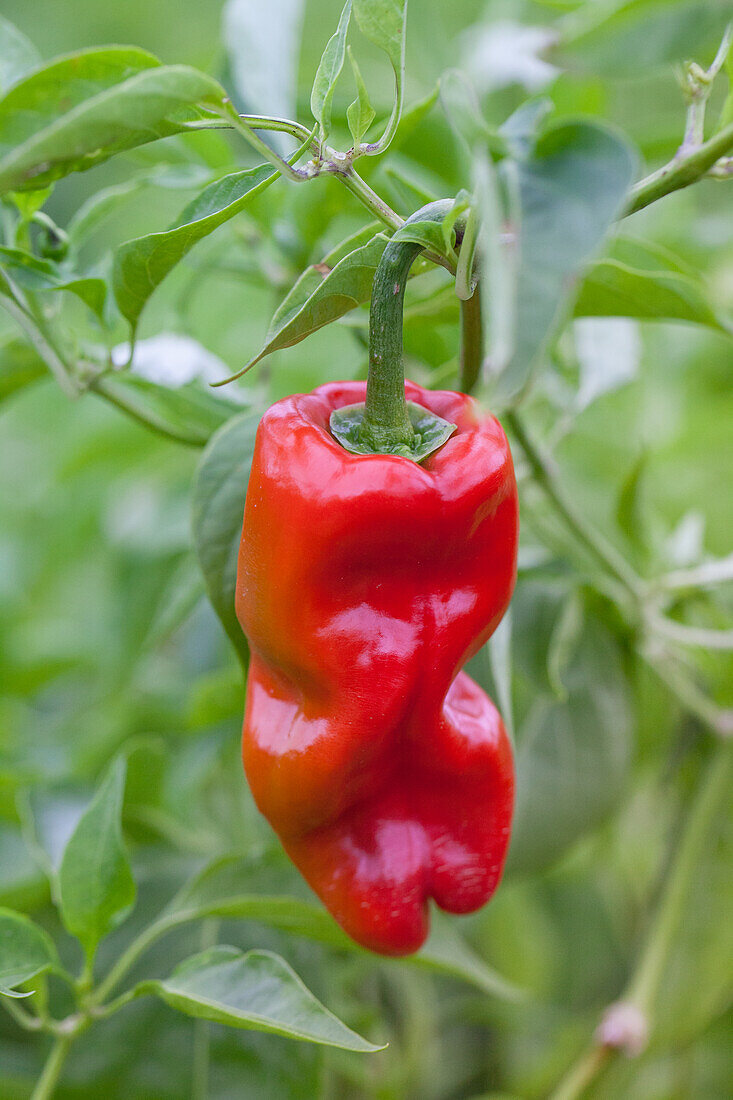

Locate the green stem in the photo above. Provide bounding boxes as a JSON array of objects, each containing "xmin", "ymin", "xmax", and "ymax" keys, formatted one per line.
[
  {"xmin": 626, "ymin": 746, "xmax": 732, "ymax": 1013},
  {"xmin": 89, "ymin": 374, "xmax": 206, "ymax": 447},
  {"xmin": 550, "ymin": 1046, "xmax": 611, "ymax": 1100},
  {"xmin": 227, "ymin": 114, "xmax": 308, "ymax": 182},
  {"xmin": 0, "ymin": 285, "xmax": 78, "ymax": 398},
  {"xmin": 92, "ymin": 911, "xmax": 189, "ymax": 1006},
  {"xmin": 191, "ymin": 919, "xmax": 219, "ymax": 1100},
  {"xmin": 361, "ymin": 200, "xmax": 453, "ymax": 451},
  {"xmin": 459, "ymin": 291, "xmax": 482, "ymax": 395},
  {"xmin": 2, "ymin": 996, "xmax": 41, "ymax": 1031},
  {"xmin": 505, "ymin": 411, "xmax": 644, "ymax": 599},
  {"xmin": 550, "ymin": 745, "xmax": 731, "ymax": 1100},
  {"xmin": 625, "ymin": 121, "xmax": 733, "ymax": 215},
  {"xmin": 338, "ymin": 168, "xmax": 404, "ymax": 231},
  {"xmin": 31, "ymin": 1036, "xmax": 72, "ymax": 1100}
]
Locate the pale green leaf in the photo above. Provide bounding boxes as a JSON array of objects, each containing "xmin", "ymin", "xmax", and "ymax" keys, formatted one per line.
[{"xmin": 489, "ymin": 120, "xmax": 636, "ymax": 405}]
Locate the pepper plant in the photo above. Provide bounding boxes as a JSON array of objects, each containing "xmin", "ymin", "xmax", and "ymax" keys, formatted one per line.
[{"xmin": 0, "ymin": 2, "xmax": 731, "ymax": 1098}]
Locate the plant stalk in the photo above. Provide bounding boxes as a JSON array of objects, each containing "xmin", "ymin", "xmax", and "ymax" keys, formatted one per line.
[
  {"xmin": 361, "ymin": 200, "xmax": 453, "ymax": 451},
  {"xmin": 31, "ymin": 1036, "xmax": 72, "ymax": 1100},
  {"xmin": 459, "ymin": 291, "xmax": 482, "ymax": 394},
  {"xmin": 625, "ymin": 121, "xmax": 733, "ymax": 215}
]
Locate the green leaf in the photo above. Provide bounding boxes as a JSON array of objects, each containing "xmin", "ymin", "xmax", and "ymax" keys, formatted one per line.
[
  {"xmin": 353, "ymin": 0, "xmax": 407, "ymax": 151},
  {"xmin": 388, "ymin": 83, "xmax": 438, "ymax": 152},
  {"xmin": 346, "ymin": 46, "xmax": 375, "ymax": 146},
  {"xmin": 574, "ymin": 259, "xmax": 729, "ymax": 331},
  {"xmin": 0, "ymin": 16, "xmax": 40, "ymax": 94},
  {"xmin": 58, "ymin": 756, "xmax": 136, "ymax": 956},
  {"xmin": 0, "ymin": 336, "xmax": 46, "ymax": 405},
  {"xmin": 490, "ymin": 120, "xmax": 636, "ymax": 405},
  {"xmin": 508, "ymin": 615, "xmax": 632, "ymax": 874},
  {"xmin": 546, "ymin": 591, "xmax": 584, "ymax": 701},
  {"xmin": 192, "ymin": 411, "xmax": 260, "ymax": 667},
  {"xmin": 139, "ymin": 946, "xmax": 384, "ymax": 1050},
  {"xmin": 0, "ymin": 47, "xmax": 230, "ymax": 194},
  {"xmin": 392, "ymin": 215, "xmax": 456, "ymax": 260},
  {"xmin": 170, "ymin": 855, "xmax": 520, "ymax": 998},
  {"xmin": 382, "ymin": 159, "xmax": 440, "ymax": 209},
  {"xmin": 0, "ymin": 908, "xmax": 59, "ymax": 997},
  {"xmin": 0, "ymin": 825, "xmax": 48, "ymax": 911},
  {"xmin": 310, "ymin": 1, "xmax": 352, "ymax": 141},
  {"xmin": 242, "ymin": 232, "xmax": 390, "ymax": 372},
  {"xmin": 112, "ymin": 164, "xmax": 277, "ymax": 329},
  {"xmin": 6, "ymin": 185, "xmax": 54, "ymax": 221},
  {"xmin": 440, "ymin": 69, "xmax": 505, "ymax": 156},
  {"xmin": 0, "ymin": 246, "xmax": 106, "ymax": 318},
  {"xmin": 92, "ymin": 374, "xmax": 241, "ymax": 447},
  {"xmin": 615, "ymin": 453, "xmax": 650, "ymax": 565},
  {"xmin": 562, "ymin": 0, "xmax": 731, "ymax": 77}
]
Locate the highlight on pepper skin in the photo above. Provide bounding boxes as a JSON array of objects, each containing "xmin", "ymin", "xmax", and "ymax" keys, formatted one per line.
[{"xmin": 236, "ymin": 379, "xmax": 518, "ymax": 955}]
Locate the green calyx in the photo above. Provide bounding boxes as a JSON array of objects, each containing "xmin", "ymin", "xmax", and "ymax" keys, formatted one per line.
[
  {"xmin": 330, "ymin": 400, "xmax": 456, "ymax": 461},
  {"xmin": 331, "ymin": 199, "xmax": 459, "ymax": 465}
]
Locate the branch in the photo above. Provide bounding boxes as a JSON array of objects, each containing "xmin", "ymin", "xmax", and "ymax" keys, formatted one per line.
[
  {"xmin": 625, "ymin": 121, "xmax": 733, "ymax": 215},
  {"xmin": 550, "ymin": 746, "xmax": 732, "ymax": 1100},
  {"xmin": 505, "ymin": 412, "xmax": 644, "ymax": 599}
]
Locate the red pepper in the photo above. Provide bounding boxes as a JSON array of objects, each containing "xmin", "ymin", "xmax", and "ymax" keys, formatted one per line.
[{"xmin": 236, "ymin": 378, "xmax": 517, "ymax": 955}]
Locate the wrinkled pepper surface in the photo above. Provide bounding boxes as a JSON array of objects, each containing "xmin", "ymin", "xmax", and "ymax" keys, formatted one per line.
[{"xmin": 236, "ymin": 378, "xmax": 518, "ymax": 956}]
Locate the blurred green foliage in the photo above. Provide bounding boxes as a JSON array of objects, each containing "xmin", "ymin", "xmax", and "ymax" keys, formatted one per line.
[{"xmin": 1, "ymin": 1, "xmax": 732, "ymax": 1097}]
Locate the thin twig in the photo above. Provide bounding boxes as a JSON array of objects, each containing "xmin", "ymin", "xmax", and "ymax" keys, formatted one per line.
[
  {"xmin": 549, "ymin": 746, "xmax": 732, "ymax": 1100},
  {"xmin": 625, "ymin": 121, "xmax": 733, "ymax": 215}
]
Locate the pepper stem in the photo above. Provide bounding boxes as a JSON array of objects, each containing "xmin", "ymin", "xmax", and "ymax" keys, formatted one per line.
[{"xmin": 359, "ymin": 200, "xmax": 455, "ymax": 452}]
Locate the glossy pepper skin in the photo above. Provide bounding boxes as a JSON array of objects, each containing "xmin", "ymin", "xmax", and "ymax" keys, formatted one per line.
[{"xmin": 236, "ymin": 379, "xmax": 518, "ymax": 956}]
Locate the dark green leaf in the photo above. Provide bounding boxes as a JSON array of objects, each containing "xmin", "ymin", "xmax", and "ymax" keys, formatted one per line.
[
  {"xmin": 242, "ymin": 232, "xmax": 389, "ymax": 371},
  {"xmin": 490, "ymin": 120, "xmax": 636, "ymax": 405},
  {"xmin": 58, "ymin": 756, "xmax": 136, "ymax": 955},
  {"xmin": 310, "ymin": 2, "xmax": 352, "ymax": 140},
  {"xmin": 112, "ymin": 164, "xmax": 277, "ymax": 328},
  {"xmin": 508, "ymin": 617, "xmax": 632, "ymax": 874},
  {"xmin": 0, "ymin": 908, "xmax": 59, "ymax": 997},
  {"xmin": 139, "ymin": 946, "xmax": 384, "ymax": 1050},
  {"xmin": 192, "ymin": 411, "xmax": 260, "ymax": 666}
]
